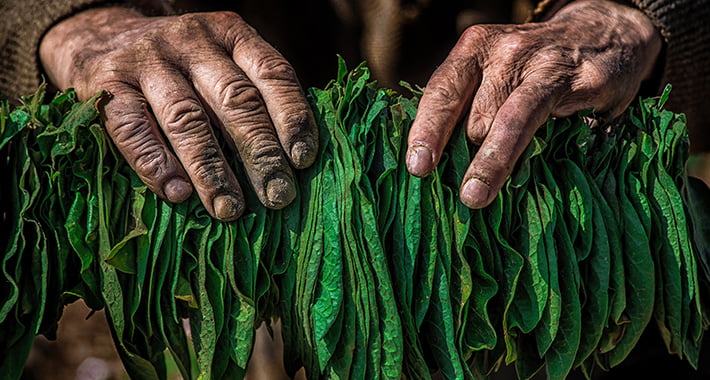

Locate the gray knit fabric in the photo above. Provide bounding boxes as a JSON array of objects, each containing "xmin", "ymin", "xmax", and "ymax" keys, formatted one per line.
[
  {"xmin": 0, "ymin": 0, "xmax": 172, "ymax": 103},
  {"xmin": 629, "ymin": 0, "xmax": 710, "ymax": 151},
  {"xmin": 531, "ymin": 0, "xmax": 710, "ymax": 150}
]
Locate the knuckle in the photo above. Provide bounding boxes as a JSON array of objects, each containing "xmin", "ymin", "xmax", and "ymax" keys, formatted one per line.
[
  {"xmin": 239, "ymin": 126, "xmax": 283, "ymax": 164},
  {"xmin": 255, "ymin": 56, "xmax": 297, "ymax": 82},
  {"xmin": 188, "ymin": 153, "xmax": 229, "ymax": 185},
  {"xmin": 108, "ymin": 116, "xmax": 170, "ymax": 179},
  {"xmin": 83, "ymin": 49, "xmax": 159, "ymax": 91},
  {"xmin": 457, "ymin": 25, "xmax": 497, "ymax": 60},
  {"xmin": 88, "ymin": 56, "xmax": 132, "ymax": 84},
  {"xmin": 431, "ymin": 53, "xmax": 478, "ymax": 88},
  {"xmin": 499, "ymin": 33, "xmax": 526, "ymax": 54},
  {"xmin": 222, "ymin": 12, "xmax": 256, "ymax": 45},
  {"xmin": 162, "ymin": 99, "xmax": 208, "ymax": 137},
  {"xmin": 529, "ymin": 50, "xmax": 576, "ymax": 83},
  {"xmin": 427, "ymin": 74, "xmax": 464, "ymax": 104},
  {"xmin": 134, "ymin": 146, "xmax": 169, "ymax": 179},
  {"xmin": 578, "ymin": 60, "xmax": 613, "ymax": 92},
  {"xmin": 170, "ymin": 13, "xmax": 208, "ymax": 34},
  {"xmin": 130, "ymin": 33, "xmax": 163, "ymax": 54},
  {"xmin": 208, "ymin": 11, "xmax": 244, "ymax": 25},
  {"xmin": 72, "ymin": 39, "xmax": 154, "ymax": 77},
  {"xmin": 106, "ymin": 110, "xmax": 149, "ymax": 141},
  {"xmin": 469, "ymin": 109, "xmax": 488, "ymax": 129},
  {"xmin": 460, "ymin": 24, "xmax": 492, "ymax": 46},
  {"xmin": 522, "ymin": 48, "xmax": 575, "ymax": 90},
  {"xmin": 283, "ymin": 108, "xmax": 310, "ymax": 131},
  {"xmin": 533, "ymin": 47, "xmax": 574, "ymax": 68},
  {"xmin": 219, "ymin": 82, "xmax": 264, "ymax": 114},
  {"xmin": 70, "ymin": 48, "xmax": 103, "ymax": 76},
  {"xmin": 164, "ymin": 130, "xmax": 230, "ymax": 188},
  {"xmin": 271, "ymin": 100, "xmax": 311, "ymax": 129}
]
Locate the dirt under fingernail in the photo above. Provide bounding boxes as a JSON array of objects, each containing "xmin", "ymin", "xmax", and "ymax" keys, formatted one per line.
[
  {"xmin": 291, "ymin": 139, "xmax": 316, "ymax": 168},
  {"xmin": 213, "ymin": 193, "xmax": 243, "ymax": 221},
  {"xmin": 266, "ymin": 173, "xmax": 296, "ymax": 208}
]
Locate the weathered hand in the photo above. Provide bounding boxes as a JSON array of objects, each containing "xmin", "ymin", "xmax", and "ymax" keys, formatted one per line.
[
  {"xmin": 39, "ymin": 7, "xmax": 318, "ymax": 221},
  {"xmin": 406, "ymin": 0, "xmax": 661, "ymax": 208}
]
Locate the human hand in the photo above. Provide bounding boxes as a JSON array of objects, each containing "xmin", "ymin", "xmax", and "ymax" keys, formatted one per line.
[
  {"xmin": 406, "ymin": 0, "xmax": 661, "ymax": 208},
  {"xmin": 39, "ymin": 7, "xmax": 318, "ymax": 221}
]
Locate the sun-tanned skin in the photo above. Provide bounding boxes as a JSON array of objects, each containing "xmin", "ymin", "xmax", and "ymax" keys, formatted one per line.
[
  {"xmin": 39, "ymin": 7, "xmax": 318, "ymax": 221},
  {"xmin": 39, "ymin": 0, "xmax": 660, "ymax": 217},
  {"xmin": 407, "ymin": 0, "xmax": 661, "ymax": 209}
]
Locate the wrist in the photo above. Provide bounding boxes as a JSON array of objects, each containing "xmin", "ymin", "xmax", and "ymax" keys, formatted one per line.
[{"xmin": 39, "ymin": 6, "xmax": 147, "ymax": 90}]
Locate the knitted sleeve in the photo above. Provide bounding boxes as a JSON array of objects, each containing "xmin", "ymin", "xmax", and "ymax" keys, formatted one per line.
[
  {"xmin": 0, "ymin": 0, "xmax": 173, "ymax": 104},
  {"xmin": 628, "ymin": 0, "xmax": 710, "ymax": 151},
  {"xmin": 530, "ymin": 0, "xmax": 710, "ymax": 151}
]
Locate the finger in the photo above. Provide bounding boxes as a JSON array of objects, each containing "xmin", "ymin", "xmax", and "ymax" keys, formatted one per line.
[
  {"xmin": 460, "ymin": 79, "xmax": 559, "ymax": 208},
  {"xmin": 406, "ymin": 26, "xmax": 488, "ymax": 177},
  {"xmin": 100, "ymin": 87, "xmax": 193, "ymax": 204},
  {"xmin": 406, "ymin": 59, "xmax": 481, "ymax": 176},
  {"xmin": 213, "ymin": 12, "xmax": 318, "ymax": 169},
  {"xmin": 140, "ymin": 66, "xmax": 245, "ymax": 221},
  {"xmin": 466, "ymin": 66, "xmax": 515, "ymax": 144},
  {"xmin": 189, "ymin": 52, "xmax": 297, "ymax": 210}
]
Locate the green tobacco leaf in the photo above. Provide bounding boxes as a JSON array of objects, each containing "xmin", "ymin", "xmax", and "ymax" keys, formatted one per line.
[
  {"xmin": 606, "ymin": 144, "xmax": 655, "ymax": 367},
  {"xmin": 573, "ymin": 195, "xmax": 610, "ymax": 367},
  {"xmin": 544, "ymin": 216, "xmax": 581, "ymax": 380},
  {"xmin": 0, "ymin": 71, "xmax": 705, "ymax": 380},
  {"xmin": 533, "ymin": 161, "xmax": 561, "ymax": 358}
]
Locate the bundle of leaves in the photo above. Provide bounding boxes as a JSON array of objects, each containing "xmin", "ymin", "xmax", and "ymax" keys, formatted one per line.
[{"xmin": 1, "ymin": 60, "xmax": 708, "ymax": 379}]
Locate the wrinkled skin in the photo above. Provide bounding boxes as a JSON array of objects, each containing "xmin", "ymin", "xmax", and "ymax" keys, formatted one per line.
[
  {"xmin": 40, "ymin": 7, "xmax": 318, "ymax": 221},
  {"xmin": 40, "ymin": 0, "xmax": 662, "ymax": 217},
  {"xmin": 407, "ymin": 0, "xmax": 662, "ymax": 208}
]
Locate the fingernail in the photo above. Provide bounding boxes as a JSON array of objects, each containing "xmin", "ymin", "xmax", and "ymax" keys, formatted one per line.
[
  {"xmin": 163, "ymin": 178, "xmax": 192, "ymax": 203},
  {"xmin": 461, "ymin": 178, "xmax": 490, "ymax": 208},
  {"xmin": 291, "ymin": 138, "xmax": 316, "ymax": 168},
  {"xmin": 407, "ymin": 146, "xmax": 433, "ymax": 176},
  {"xmin": 266, "ymin": 173, "xmax": 296, "ymax": 209},
  {"xmin": 213, "ymin": 193, "xmax": 243, "ymax": 221}
]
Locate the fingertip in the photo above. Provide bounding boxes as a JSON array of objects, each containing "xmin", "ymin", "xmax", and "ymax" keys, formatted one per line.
[
  {"xmin": 460, "ymin": 177, "xmax": 492, "ymax": 209},
  {"xmin": 163, "ymin": 177, "xmax": 193, "ymax": 203},
  {"xmin": 265, "ymin": 173, "xmax": 296, "ymax": 209},
  {"xmin": 283, "ymin": 109, "xmax": 318, "ymax": 169},
  {"xmin": 213, "ymin": 193, "xmax": 244, "ymax": 221},
  {"xmin": 290, "ymin": 137, "xmax": 317, "ymax": 169},
  {"xmin": 406, "ymin": 145, "xmax": 434, "ymax": 177}
]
